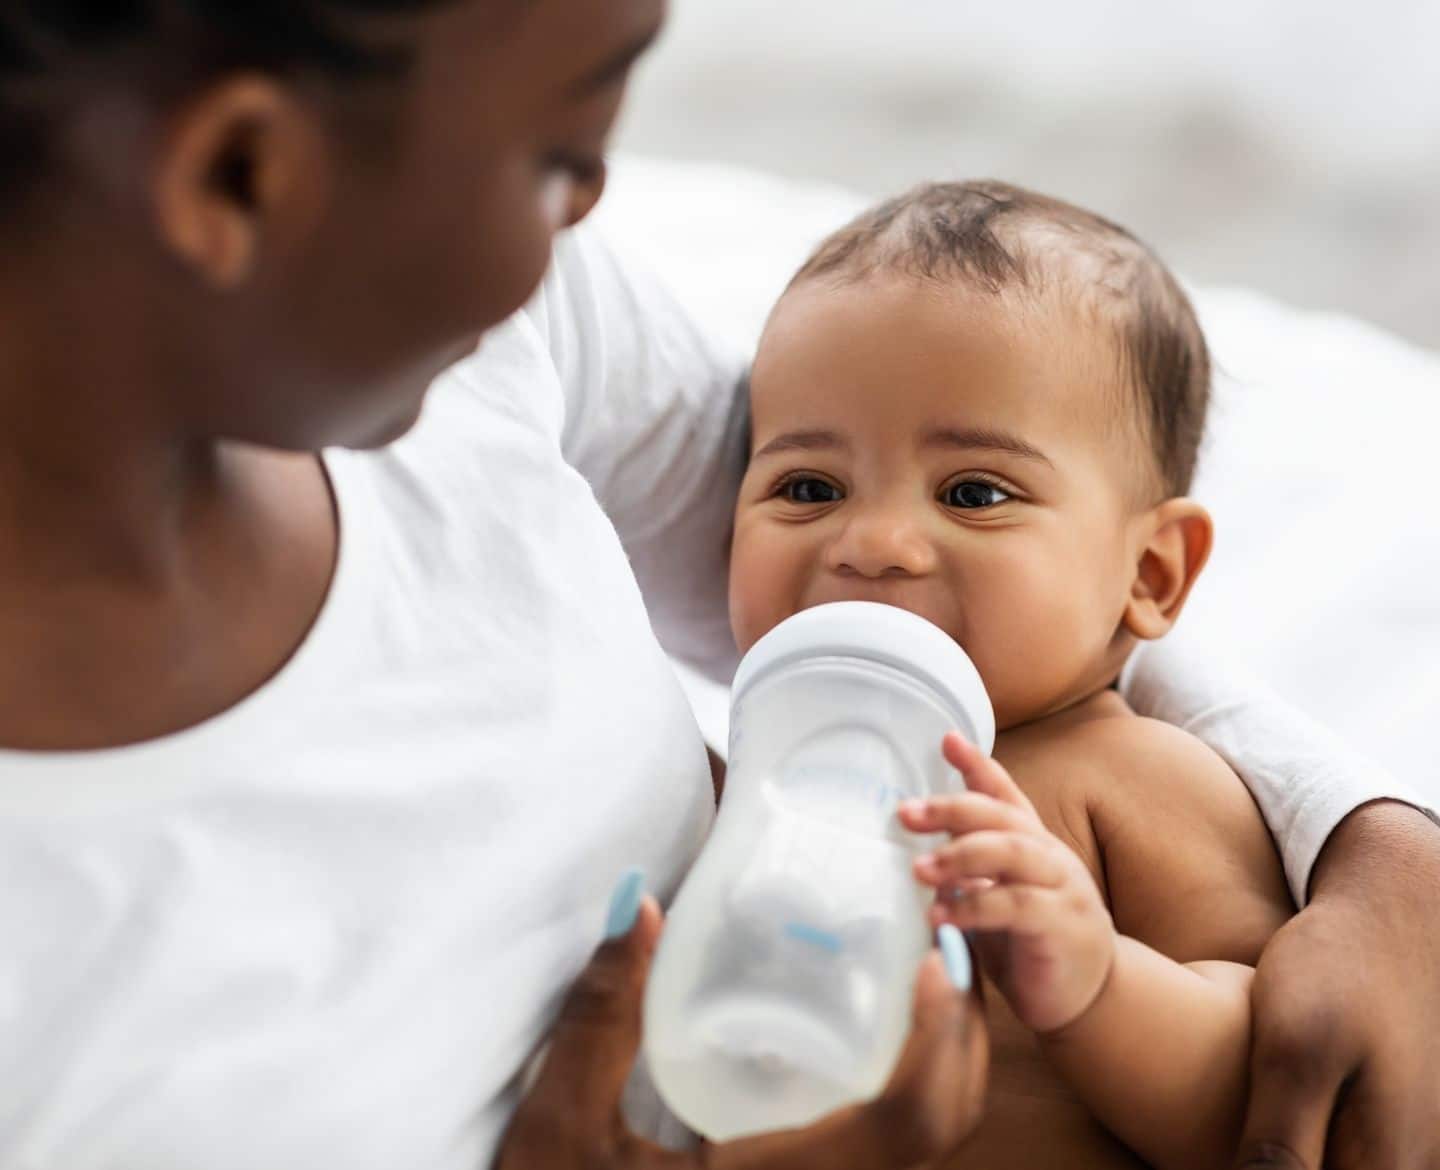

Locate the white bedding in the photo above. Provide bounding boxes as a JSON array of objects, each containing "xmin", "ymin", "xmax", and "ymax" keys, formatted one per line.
[{"xmin": 594, "ymin": 157, "xmax": 1440, "ymax": 799}]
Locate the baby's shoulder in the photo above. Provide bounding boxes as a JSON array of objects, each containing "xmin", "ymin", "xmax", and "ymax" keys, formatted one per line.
[
  {"xmin": 1004, "ymin": 697, "xmax": 1293, "ymax": 961},
  {"xmin": 999, "ymin": 693, "xmax": 1230, "ymax": 813},
  {"xmin": 1066, "ymin": 705, "xmax": 1237, "ymax": 798}
]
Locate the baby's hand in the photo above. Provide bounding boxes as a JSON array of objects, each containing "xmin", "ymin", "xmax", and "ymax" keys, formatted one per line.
[{"xmin": 899, "ymin": 732, "xmax": 1115, "ymax": 1035}]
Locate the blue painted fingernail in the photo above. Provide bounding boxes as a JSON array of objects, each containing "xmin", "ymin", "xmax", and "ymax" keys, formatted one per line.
[
  {"xmin": 604, "ymin": 867, "xmax": 646, "ymax": 940},
  {"xmin": 938, "ymin": 924, "xmax": 971, "ymax": 991}
]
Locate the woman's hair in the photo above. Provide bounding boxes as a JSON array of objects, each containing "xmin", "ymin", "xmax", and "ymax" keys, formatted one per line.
[
  {"xmin": 0, "ymin": 1, "xmax": 458, "ymax": 206},
  {"xmin": 794, "ymin": 180, "xmax": 1211, "ymax": 498}
]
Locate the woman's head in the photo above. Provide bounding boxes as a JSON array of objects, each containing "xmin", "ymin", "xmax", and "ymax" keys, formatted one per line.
[{"xmin": 0, "ymin": 0, "xmax": 663, "ymax": 449}]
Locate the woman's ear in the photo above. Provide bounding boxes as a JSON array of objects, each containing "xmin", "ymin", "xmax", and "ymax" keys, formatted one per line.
[
  {"xmin": 1123, "ymin": 497, "xmax": 1214, "ymax": 641},
  {"xmin": 151, "ymin": 77, "xmax": 331, "ymax": 289}
]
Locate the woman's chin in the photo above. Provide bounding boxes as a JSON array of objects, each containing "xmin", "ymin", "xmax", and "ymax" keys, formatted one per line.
[{"xmin": 346, "ymin": 397, "xmax": 431, "ymax": 450}]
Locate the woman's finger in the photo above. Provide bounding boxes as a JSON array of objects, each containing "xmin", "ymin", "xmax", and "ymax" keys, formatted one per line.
[
  {"xmin": 522, "ymin": 871, "xmax": 664, "ymax": 1136},
  {"xmin": 874, "ymin": 941, "xmax": 990, "ymax": 1147},
  {"xmin": 942, "ymin": 731, "xmax": 1037, "ymax": 815},
  {"xmin": 914, "ymin": 830, "xmax": 1068, "ymax": 889},
  {"xmin": 709, "ymin": 940, "xmax": 988, "ymax": 1170},
  {"xmin": 1231, "ymin": 1054, "xmax": 1338, "ymax": 1170},
  {"xmin": 898, "ymin": 791, "xmax": 1033, "ymax": 837},
  {"xmin": 1231, "ymin": 994, "xmax": 1351, "ymax": 1170}
]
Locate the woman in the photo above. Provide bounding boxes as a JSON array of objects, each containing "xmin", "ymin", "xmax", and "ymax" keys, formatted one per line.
[{"xmin": 0, "ymin": 2, "xmax": 1434, "ymax": 1169}]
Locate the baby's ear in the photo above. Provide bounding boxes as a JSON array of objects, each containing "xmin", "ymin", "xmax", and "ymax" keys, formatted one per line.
[{"xmin": 1123, "ymin": 498, "xmax": 1213, "ymax": 641}]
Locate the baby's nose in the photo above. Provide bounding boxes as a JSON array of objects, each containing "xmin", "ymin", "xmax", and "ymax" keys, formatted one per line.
[{"xmin": 825, "ymin": 508, "xmax": 939, "ymax": 579}]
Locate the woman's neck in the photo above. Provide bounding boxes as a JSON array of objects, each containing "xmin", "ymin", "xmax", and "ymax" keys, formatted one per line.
[
  {"xmin": 0, "ymin": 252, "xmax": 225, "ymax": 586},
  {"xmin": 0, "ymin": 291, "xmax": 338, "ymax": 750},
  {"xmin": 0, "ymin": 436, "xmax": 225, "ymax": 589}
]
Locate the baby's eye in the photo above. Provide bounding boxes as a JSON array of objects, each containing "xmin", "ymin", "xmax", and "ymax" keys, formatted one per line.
[
  {"xmin": 943, "ymin": 480, "xmax": 1012, "ymax": 510},
  {"xmin": 781, "ymin": 477, "xmax": 843, "ymax": 505}
]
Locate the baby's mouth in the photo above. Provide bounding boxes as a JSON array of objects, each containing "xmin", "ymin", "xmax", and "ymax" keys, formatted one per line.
[{"xmin": 798, "ymin": 592, "xmax": 962, "ymax": 647}]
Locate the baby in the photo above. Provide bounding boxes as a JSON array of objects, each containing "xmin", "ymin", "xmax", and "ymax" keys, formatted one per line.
[{"xmin": 727, "ymin": 181, "xmax": 1295, "ymax": 1170}]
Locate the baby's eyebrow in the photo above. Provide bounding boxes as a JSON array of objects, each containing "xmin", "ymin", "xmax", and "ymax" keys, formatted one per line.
[
  {"xmin": 752, "ymin": 429, "xmax": 850, "ymax": 459},
  {"xmin": 923, "ymin": 426, "xmax": 1054, "ymax": 467}
]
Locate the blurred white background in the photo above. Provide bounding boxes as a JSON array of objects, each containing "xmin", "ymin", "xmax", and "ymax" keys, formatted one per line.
[
  {"xmin": 606, "ymin": 5, "xmax": 1440, "ymax": 791},
  {"xmin": 618, "ymin": 0, "xmax": 1440, "ymax": 349}
]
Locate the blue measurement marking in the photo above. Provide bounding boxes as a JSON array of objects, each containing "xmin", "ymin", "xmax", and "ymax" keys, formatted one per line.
[{"xmin": 783, "ymin": 921, "xmax": 844, "ymax": 954}]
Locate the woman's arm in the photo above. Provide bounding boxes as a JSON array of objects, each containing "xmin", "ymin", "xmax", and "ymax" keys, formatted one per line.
[
  {"xmin": 1235, "ymin": 803, "xmax": 1440, "ymax": 1170},
  {"xmin": 1121, "ymin": 635, "xmax": 1440, "ymax": 1170},
  {"xmin": 526, "ymin": 222, "xmax": 751, "ymax": 685}
]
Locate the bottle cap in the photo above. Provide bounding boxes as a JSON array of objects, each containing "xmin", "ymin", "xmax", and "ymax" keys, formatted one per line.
[{"xmin": 732, "ymin": 602, "xmax": 995, "ymax": 753}]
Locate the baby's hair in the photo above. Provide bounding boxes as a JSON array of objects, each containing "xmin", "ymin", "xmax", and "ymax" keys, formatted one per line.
[
  {"xmin": 0, "ymin": 0, "xmax": 478, "ymax": 210},
  {"xmin": 793, "ymin": 181, "xmax": 1210, "ymax": 498}
]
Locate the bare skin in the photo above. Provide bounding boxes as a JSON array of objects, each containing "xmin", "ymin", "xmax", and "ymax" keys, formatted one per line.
[
  {"xmin": 942, "ymin": 694, "xmax": 1293, "ymax": 1170},
  {"xmin": 946, "ymin": 696, "xmax": 1151, "ymax": 1170},
  {"xmin": 959, "ymin": 996, "xmax": 1145, "ymax": 1170}
]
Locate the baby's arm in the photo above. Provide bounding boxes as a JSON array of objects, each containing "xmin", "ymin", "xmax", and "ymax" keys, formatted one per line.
[{"xmin": 900, "ymin": 728, "xmax": 1292, "ymax": 1170}]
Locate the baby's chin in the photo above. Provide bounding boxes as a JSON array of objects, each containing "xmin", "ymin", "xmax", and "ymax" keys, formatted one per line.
[
  {"xmin": 991, "ymin": 699, "xmax": 1044, "ymax": 735},
  {"xmin": 988, "ymin": 678, "xmax": 1120, "ymax": 737}
]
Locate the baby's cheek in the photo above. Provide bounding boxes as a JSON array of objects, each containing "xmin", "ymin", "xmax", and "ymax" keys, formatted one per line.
[
  {"xmin": 727, "ymin": 591, "xmax": 768, "ymax": 657},
  {"xmin": 727, "ymin": 533, "xmax": 792, "ymax": 654},
  {"xmin": 963, "ymin": 636, "xmax": 1036, "ymax": 732},
  {"xmin": 961, "ymin": 583, "xmax": 1077, "ymax": 730}
]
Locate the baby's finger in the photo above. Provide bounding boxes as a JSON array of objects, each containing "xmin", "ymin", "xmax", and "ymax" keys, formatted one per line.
[
  {"xmin": 927, "ymin": 882, "xmax": 1065, "ymax": 934},
  {"xmin": 914, "ymin": 830, "xmax": 1068, "ymax": 890},
  {"xmin": 941, "ymin": 732, "xmax": 1037, "ymax": 815},
  {"xmin": 898, "ymin": 791, "xmax": 1033, "ymax": 838}
]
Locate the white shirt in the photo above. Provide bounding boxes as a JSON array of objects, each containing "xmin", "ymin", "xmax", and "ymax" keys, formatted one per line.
[
  {"xmin": 0, "ymin": 222, "xmax": 1431, "ymax": 1169},
  {"xmin": 0, "ymin": 226, "xmax": 741, "ymax": 1169}
]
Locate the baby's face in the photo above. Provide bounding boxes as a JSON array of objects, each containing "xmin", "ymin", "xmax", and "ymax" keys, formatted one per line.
[{"xmin": 731, "ymin": 275, "xmax": 1152, "ymax": 731}]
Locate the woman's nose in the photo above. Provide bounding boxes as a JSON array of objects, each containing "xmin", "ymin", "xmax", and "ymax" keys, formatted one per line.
[{"xmin": 825, "ymin": 506, "xmax": 939, "ymax": 579}]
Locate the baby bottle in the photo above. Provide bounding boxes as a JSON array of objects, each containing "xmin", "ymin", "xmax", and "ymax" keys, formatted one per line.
[{"xmin": 643, "ymin": 601, "xmax": 994, "ymax": 1140}]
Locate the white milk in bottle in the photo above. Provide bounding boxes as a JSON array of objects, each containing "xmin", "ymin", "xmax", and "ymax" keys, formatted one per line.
[{"xmin": 644, "ymin": 602, "xmax": 994, "ymax": 1139}]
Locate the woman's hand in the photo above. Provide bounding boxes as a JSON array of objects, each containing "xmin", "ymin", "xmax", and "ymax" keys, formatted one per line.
[
  {"xmin": 496, "ymin": 885, "xmax": 989, "ymax": 1170},
  {"xmin": 900, "ymin": 732, "xmax": 1116, "ymax": 1035},
  {"xmin": 1233, "ymin": 801, "xmax": 1440, "ymax": 1170}
]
